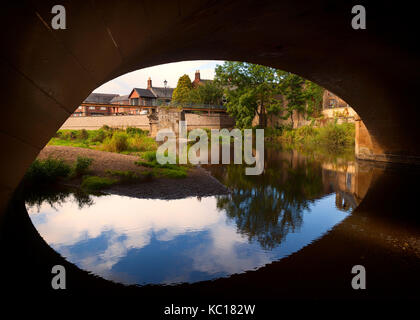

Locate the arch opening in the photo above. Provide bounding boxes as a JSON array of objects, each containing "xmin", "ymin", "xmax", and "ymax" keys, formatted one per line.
[
  {"xmin": 22, "ymin": 59, "xmax": 373, "ymax": 287},
  {"xmin": 1, "ymin": 0, "xmax": 419, "ymax": 298}
]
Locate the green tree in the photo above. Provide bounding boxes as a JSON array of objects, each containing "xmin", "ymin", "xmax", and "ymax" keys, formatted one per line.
[
  {"xmin": 278, "ymin": 74, "xmax": 325, "ymax": 127},
  {"xmin": 278, "ymin": 73, "xmax": 307, "ymax": 128},
  {"xmin": 172, "ymin": 74, "xmax": 193, "ymax": 103},
  {"xmin": 188, "ymin": 81, "xmax": 223, "ymax": 105},
  {"xmin": 215, "ymin": 61, "xmax": 326, "ymax": 128},
  {"xmin": 303, "ymin": 80, "xmax": 324, "ymax": 117},
  {"xmin": 215, "ymin": 62, "xmax": 283, "ymax": 128}
]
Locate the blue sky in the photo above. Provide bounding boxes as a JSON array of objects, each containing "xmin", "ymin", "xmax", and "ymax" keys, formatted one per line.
[{"xmin": 93, "ymin": 60, "xmax": 224, "ymax": 95}]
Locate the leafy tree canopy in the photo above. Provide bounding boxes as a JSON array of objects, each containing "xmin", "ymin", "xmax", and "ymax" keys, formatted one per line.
[
  {"xmin": 172, "ymin": 74, "xmax": 193, "ymax": 103},
  {"xmin": 215, "ymin": 61, "xmax": 324, "ymax": 128},
  {"xmin": 215, "ymin": 62, "xmax": 284, "ymax": 128},
  {"xmin": 189, "ymin": 81, "xmax": 223, "ymax": 105}
]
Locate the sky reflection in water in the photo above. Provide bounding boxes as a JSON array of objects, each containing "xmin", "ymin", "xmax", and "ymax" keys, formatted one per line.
[{"xmin": 27, "ymin": 192, "xmax": 349, "ymax": 285}]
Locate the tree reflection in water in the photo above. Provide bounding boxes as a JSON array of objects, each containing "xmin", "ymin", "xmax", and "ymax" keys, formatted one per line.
[
  {"xmin": 211, "ymin": 148, "xmax": 352, "ymax": 250},
  {"xmin": 25, "ymin": 186, "xmax": 95, "ymax": 212}
]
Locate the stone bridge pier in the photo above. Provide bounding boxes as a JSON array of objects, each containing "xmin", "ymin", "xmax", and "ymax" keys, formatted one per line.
[{"xmin": 355, "ymin": 117, "xmax": 419, "ymax": 165}]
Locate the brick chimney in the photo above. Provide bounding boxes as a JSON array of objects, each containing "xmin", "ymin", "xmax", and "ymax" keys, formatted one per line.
[
  {"xmin": 147, "ymin": 77, "xmax": 152, "ymax": 89},
  {"xmin": 194, "ymin": 70, "xmax": 201, "ymax": 83}
]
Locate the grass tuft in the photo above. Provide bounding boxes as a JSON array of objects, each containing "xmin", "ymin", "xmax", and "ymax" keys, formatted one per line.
[
  {"xmin": 81, "ymin": 176, "xmax": 116, "ymax": 192},
  {"xmin": 71, "ymin": 156, "xmax": 93, "ymax": 177},
  {"xmin": 106, "ymin": 170, "xmax": 154, "ymax": 183}
]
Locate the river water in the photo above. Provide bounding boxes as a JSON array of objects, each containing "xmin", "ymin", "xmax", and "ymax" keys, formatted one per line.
[{"xmin": 25, "ymin": 147, "xmax": 375, "ymax": 286}]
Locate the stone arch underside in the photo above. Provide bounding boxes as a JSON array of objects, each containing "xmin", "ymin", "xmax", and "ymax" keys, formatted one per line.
[{"xmin": 0, "ymin": 0, "xmax": 418, "ymax": 215}]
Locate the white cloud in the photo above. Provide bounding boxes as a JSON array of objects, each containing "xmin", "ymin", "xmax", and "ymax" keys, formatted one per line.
[{"xmin": 93, "ymin": 60, "xmax": 224, "ymax": 95}]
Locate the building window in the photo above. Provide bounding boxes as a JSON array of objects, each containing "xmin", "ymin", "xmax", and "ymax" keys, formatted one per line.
[
  {"xmin": 100, "ymin": 107, "xmax": 106, "ymax": 110},
  {"xmin": 131, "ymin": 98, "xmax": 139, "ymax": 106},
  {"xmin": 89, "ymin": 106, "xmax": 95, "ymax": 110}
]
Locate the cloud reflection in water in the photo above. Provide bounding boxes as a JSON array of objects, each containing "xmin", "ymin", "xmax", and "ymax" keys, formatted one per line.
[{"xmin": 27, "ymin": 193, "xmax": 349, "ymax": 285}]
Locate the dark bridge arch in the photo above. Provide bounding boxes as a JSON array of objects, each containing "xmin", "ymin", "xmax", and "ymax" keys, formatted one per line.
[
  {"xmin": 0, "ymin": 1, "xmax": 418, "ymax": 215},
  {"xmin": 0, "ymin": 1, "xmax": 420, "ymax": 204},
  {"xmin": 1, "ymin": 1, "xmax": 420, "ymax": 300}
]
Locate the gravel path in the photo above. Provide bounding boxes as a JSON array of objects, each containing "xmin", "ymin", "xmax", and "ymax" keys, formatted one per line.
[{"xmin": 38, "ymin": 146, "xmax": 229, "ymax": 199}]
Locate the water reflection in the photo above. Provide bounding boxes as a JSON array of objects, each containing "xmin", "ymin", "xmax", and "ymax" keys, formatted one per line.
[
  {"xmin": 208, "ymin": 149, "xmax": 366, "ymax": 250},
  {"xmin": 25, "ymin": 186, "xmax": 95, "ymax": 210},
  {"xmin": 26, "ymin": 148, "xmax": 371, "ymax": 285}
]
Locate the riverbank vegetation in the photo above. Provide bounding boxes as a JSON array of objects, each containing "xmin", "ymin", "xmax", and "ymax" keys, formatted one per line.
[
  {"xmin": 49, "ymin": 126, "xmax": 157, "ymax": 156},
  {"xmin": 24, "ymin": 156, "xmax": 96, "ymax": 186},
  {"xmin": 265, "ymin": 122, "xmax": 355, "ymax": 161},
  {"xmin": 23, "ymin": 147, "xmax": 188, "ymax": 194},
  {"xmin": 135, "ymin": 151, "xmax": 188, "ymax": 179},
  {"xmin": 266, "ymin": 122, "xmax": 354, "ymax": 148},
  {"xmin": 24, "ymin": 158, "xmax": 72, "ymax": 186}
]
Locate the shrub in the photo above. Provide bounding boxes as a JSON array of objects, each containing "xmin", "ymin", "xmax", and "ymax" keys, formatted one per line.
[
  {"xmin": 81, "ymin": 176, "xmax": 115, "ymax": 192},
  {"xmin": 24, "ymin": 158, "xmax": 71, "ymax": 185},
  {"xmin": 60, "ymin": 130, "xmax": 77, "ymax": 140},
  {"xmin": 77, "ymin": 129, "xmax": 89, "ymax": 141},
  {"xmin": 101, "ymin": 125, "xmax": 111, "ymax": 131},
  {"xmin": 102, "ymin": 131, "xmax": 129, "ymax": 152},
  {"xmin": 126, "ymin": 127, "xmax": 146, "ymax": 136},
  {"xmin": 90, "ymin": 129, "xmax": 106, "ymax": 143},
  {"xmin": 317, "ymin": 123, "xmax": 355, "ymax": 148},
  {"xmin": 72, "ymin": 156, "xmax": 93, "ymax": 177},
  {"xmin": 143, "ymin": 151, "xmax": 157, "ymax": 162},
  {"xmin": 127, "ymin": 135, "xmax": 157, "ymax": 152},
  {"xmin": 278, "ymin": 123, "xmax": 355, "ymax": 150}
]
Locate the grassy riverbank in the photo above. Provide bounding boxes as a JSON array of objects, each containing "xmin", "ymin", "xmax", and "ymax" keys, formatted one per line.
[
  {"xmin": 49, "ymin": 126, "xmax": 157, "ymax": 156},
  {"xmin": 23, "ymin": 156, "xmax": 154, "ymax": 192},
  {"xmin": 26, "ymin": 126, "xmax": 194, "ymax": 193},
  {"xmin": 265, "ymin": 122, "xmax": 355, "ymax": 154},
  {"xmin": 24, "ymin": 146, "xmax": 226, "ymax": 200},
  {"xmin": 25, "ymin": 145, "xmax": 188, "ymax": 194}
]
